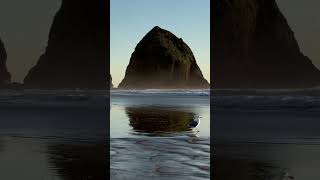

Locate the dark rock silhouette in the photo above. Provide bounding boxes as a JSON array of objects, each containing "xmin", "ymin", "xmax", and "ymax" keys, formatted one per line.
[
  {"xmin": 110, "ymin": 74, "xmax": 113, "ymax": 89},
  {"xmin": 213, "ymin": 0, "xmax": 320, "ymax": 89},
  {"xmin": 118, "ymin": 26, "xmax": 209, "ymax": 89},
  {"xmin": 0, "ymin": 39, "xmax": 11, "ymax": 86},
  {"xmin": 24, "ymin": 0, "xmax": 108, "ymax": 89}
]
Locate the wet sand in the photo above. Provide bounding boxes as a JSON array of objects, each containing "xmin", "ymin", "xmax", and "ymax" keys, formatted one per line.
[
  {"xmin": 0, "ymin": 90, "xmax": 108, "ymax": 180},
  {"xmin": 110, "ymin": 90, "xmax": 210, "ymax": 180},
  {"xmin": 213, "ymin": 90, "xmax": 320, "ymax": 180}
]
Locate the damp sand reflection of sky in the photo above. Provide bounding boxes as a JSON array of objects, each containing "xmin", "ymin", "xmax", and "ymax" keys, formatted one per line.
[{"xmin": 0, "ymin": 90, "xmax": 108, "ymax": 179}]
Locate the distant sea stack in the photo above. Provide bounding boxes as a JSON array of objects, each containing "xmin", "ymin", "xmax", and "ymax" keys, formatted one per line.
[
  {"xmin": 0, "ymin": 39, "xmax": 11, "ymax": 86},
  {"xmin": 110, "ymin": 74, "xmax": 113, "ymax": 89},
  {"xmin": 24, "ymin": 0, "xmax": 108, "ymax": 89},
  {"xmin": 213, "ymin": 0, "xmax": 320, "ymax": 89},
  {"xmin": 118, "ymin": 26, "xmax": 209, "ymax": 89}
]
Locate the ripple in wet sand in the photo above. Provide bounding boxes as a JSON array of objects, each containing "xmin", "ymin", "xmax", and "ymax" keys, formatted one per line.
[{"xmin": 111, "ymin": 137, "xmax": 210, "ymax": 180}]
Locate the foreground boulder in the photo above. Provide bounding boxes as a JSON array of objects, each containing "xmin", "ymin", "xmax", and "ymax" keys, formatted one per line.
[
  {"xmin": 24, "ymin": 0, "xmax": 108, "ymax": 89},
  {"xmin": 0, "ymin": 39, "xmax": 11, "ymax": 86},
  {"xmin": 118, "ymin": 26, "xmax": 209, "ymax": 89},
  {"xmin": 213, "ymin": 0, "xmax": 320, "ymax": 89}
]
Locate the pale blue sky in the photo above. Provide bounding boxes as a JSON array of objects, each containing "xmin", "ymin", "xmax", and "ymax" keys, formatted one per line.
[{"xmin": 110, "ymin": 0, "xmax": 210, "ymax": 87}]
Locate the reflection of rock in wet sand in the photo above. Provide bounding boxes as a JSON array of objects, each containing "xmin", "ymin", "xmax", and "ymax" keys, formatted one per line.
[
  {"xmin": 214, "ymin": 158, "xmax": 280, "ymax": 180},
  {"xmin": 47, "ymin": 141, "xmax": 107, "ymax": 179},
  {"xmin": 0, "ymin": 137, "xmax": 3, "ymax": 152},
  {"xmin": 125, "ymin": 107, "xmax": 195, "ymax": 133}
]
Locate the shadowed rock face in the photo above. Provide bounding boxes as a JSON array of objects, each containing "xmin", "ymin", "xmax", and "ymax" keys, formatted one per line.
[
  {"xmin": 0, "ymin": 39, "xmax": 11, "ymax": 85},
  {"xmin": 24, "ymin": 0, "xmax": 108, "ymax": 89},
  {"xmin": 110, "ymin": 74, "xmax": 113, "ymax": 89},
  {"xmin": 213, "ymin": 0, "xmax": 320, "ymax": 89},
  {"xmin": 118, "ymin": 26, "xmax": 209, "ymax": 89}
]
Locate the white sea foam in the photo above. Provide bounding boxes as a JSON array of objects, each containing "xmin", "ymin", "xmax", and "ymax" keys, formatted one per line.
[
  {"xmin": 111, "ymin": 89, "xmax": 210, "ymax": 97},
  {"xmin": 0, "ymin": 89, "xmax": 108, "ymax": 107},
  {"xmin": 213, "ymin": 89, "xmax": 320, "ymax": 110}
]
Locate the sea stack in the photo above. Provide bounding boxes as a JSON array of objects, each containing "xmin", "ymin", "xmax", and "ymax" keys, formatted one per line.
[
  {"xmin": 0, "ymin": 39, "xmax": 11, "ymax": 86},
  {"xmin": 24, "ymin": 0, "xmax": 108, "ymax": 89},
  {"xmin": 110, "ymin": 74, "xmax": 113, "ymax": 89},
  {"xmin": 118, "ymin": 26, "xmax": 209, "ymax": 89},
  {"xmin": 213, "ymin": 0, "xmax": 320, "ymax": 89}
]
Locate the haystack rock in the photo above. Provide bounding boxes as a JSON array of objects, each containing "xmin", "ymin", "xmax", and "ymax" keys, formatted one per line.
[
  {"xmin": 213, "ymin": 0, "xmax": 320, "ymax": 89},
  {"xmin": 24, "ymin": 0, "xmax": 108, "ymax": 89},
  {"xmin": 0, "ymin": 39, "xmax": 11, "ymax": 86},
  {"xmin": 118, "ymin": 26, "xmax": 209, "ymax": 89}
]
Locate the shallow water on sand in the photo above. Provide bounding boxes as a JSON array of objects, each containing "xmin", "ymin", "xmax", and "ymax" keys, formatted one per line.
[
  {"xmin": 0, "ymin": 90, "xmax": 108, "ymax": 180},
  {"xmin": 213, "ymin": 90, "xmax": 320, "ymax": 180},
  {"xmin": 110, "ymin": 90, "xmax": 210, "ymax": 180}
]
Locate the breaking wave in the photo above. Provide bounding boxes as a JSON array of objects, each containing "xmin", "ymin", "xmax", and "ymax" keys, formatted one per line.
[
  {"xmin": 111, "ymin": 89, "xmax": 210, "ymax": 97},
  {"xmin": 213, "ymin": 89, "xmax": 320, "ymax": 110}
]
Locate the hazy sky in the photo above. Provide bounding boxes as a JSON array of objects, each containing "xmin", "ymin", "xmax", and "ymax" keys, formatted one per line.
[
  {"xmin": 0, "ymin": 0, "xmax": 61, "ymax": 83},
  {"xmin": 111, "ymin": 0, "xmax": 210, "ymax": 87},
  {"xmin": 276, "ymin": 0, "xmax": 320, "ymax": 70}
]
